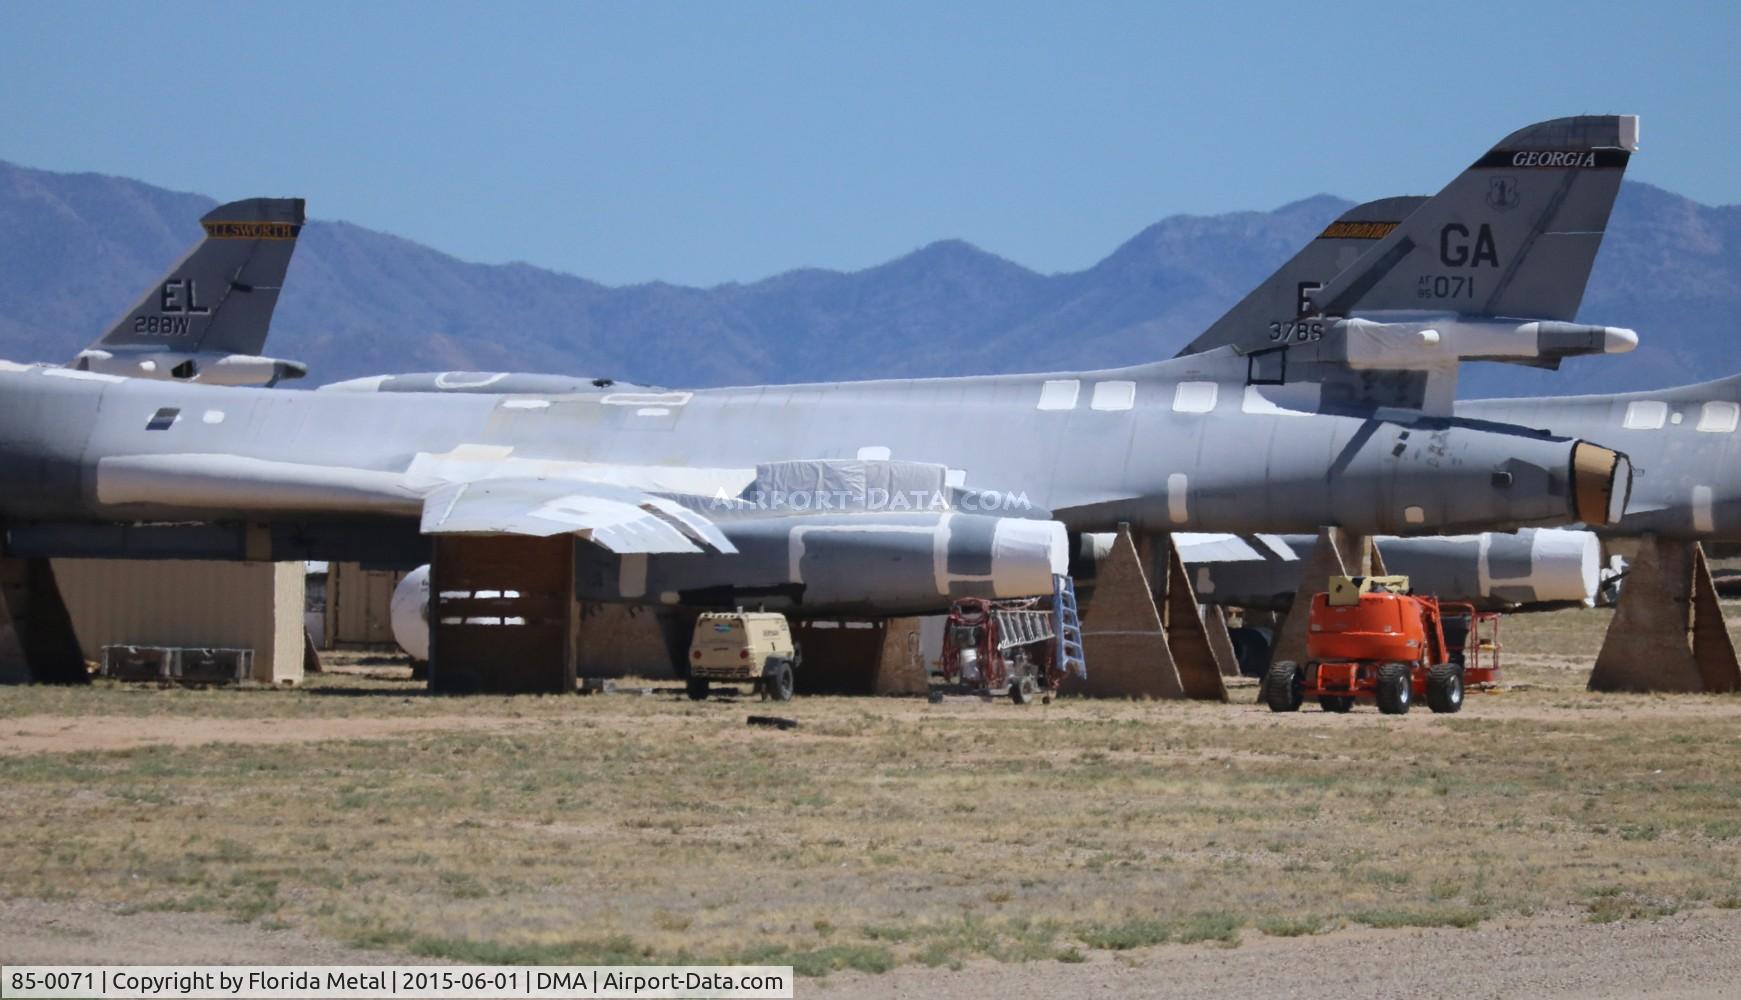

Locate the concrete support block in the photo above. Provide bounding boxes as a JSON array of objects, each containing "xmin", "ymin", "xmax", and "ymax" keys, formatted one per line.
[
  {"xmin": 1205, "ymin": 605, "xmax": 1241, "ymax": 678},
  {"xmin": 874, "ymin": 617, "xmax": 929, "ymax": 694},
  {"xmin": 1160, "ymin": 537, "xmax": 1229, "ymax": 701},
  {"xmin": 0, "ymin": 556, "xmax": 87, "ymax": 685},
  {"xmin": 1270, "ymin": 527, "xmax": 1374, "ymax": 669},
  {"xmin": 1590, "ymin": 535, "xmax": 1741, "ymax": 693},
  {"xmin": 1690, "ymin": 547, "xmax": 1741, "ymax": 694},
  {"xmin": 1066, "ymin": 524, "xmax": 1184, "ymax": 699}
]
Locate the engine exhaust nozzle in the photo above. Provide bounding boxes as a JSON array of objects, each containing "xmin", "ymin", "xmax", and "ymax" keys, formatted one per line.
[{"xmin": 1571, "ymin": 442, "xmax": 1632, "ymax": 526}]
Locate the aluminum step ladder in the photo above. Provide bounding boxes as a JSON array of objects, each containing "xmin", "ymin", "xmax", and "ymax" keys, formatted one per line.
[
  {"xmin": 992, "ymin": 608, "xmax": 1051, "ymax": 648},
  {"xmin": 1052, "ymin": 573, "xmax": 1087, "ymax": 680}
]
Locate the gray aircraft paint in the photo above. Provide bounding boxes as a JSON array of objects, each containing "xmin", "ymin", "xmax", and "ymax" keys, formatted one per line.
[
  {"xmin": 1178, "ymin": 196, "xmax": 1430, "ymax": 359},
  {"xmin": 0, "ymin": 344, "xmax": 1626, "ymax": 618},
  {"xmin": 1307, "ymin": 116, "xmax": 1635, "ymax": 323},
  {"xmin": 1459, "ymin": 375, "xmax": 1741, "ymax": 539},
  {"xmin": 1186, "ymin": 117, "xmax": 1636, "ymax": 364},
  {"xmin": 324, "ymin": 372, "xmax": 659, "ymax": 395}
]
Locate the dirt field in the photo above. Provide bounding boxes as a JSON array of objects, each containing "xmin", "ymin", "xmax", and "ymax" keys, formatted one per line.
[{"xmin": 3, "ymin": 608, "xmax": 1741, "ymax": 997}]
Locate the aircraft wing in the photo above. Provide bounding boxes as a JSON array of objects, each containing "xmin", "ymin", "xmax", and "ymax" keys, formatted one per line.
[{"xmin": 420, "ymin": 478, "xmax": 737, "ymax": 555}]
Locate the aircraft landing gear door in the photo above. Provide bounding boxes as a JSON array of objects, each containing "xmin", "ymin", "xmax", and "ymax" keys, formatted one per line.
[{"xmin": 1247, "ymin": 346, "xmax": 1287, "ymax": 386}]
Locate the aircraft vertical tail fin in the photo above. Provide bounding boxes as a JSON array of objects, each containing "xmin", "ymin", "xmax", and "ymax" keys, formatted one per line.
[
  {"xmin": 1308, "ymin": 115, "xmax": 1637, "ymax": 321},
  {"xmin": 94, "ymin": 197, "xmax": 306, "ymax": 356},
  {"xmin": 1176, "ymin": 196, "xmax": 1428, "ymax": 358}
]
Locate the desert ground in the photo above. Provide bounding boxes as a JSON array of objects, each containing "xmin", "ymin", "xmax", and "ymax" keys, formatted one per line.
[{"xmin": 3, "ymin": 605, "xmax": 1740, "ymax": 998}]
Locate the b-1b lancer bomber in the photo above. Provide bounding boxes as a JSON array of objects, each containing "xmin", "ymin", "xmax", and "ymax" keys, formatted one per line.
[{"xmin": 0, "ymin": 118, "xmax": 1638, "ymax": 665}]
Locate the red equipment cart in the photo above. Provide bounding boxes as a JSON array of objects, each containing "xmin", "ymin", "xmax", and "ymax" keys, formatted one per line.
[{"xmin": 939, "ymin": 596, "xmax": 1068, "ymax": 704}]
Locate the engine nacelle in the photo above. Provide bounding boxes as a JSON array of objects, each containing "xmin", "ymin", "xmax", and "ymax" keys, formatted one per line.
[
  {"xmin": 1101, "ymin": 527, "xmax": 1605, "ymax": 613},
  {"xmin": 575, "ymin": 511, "xmax": 1069, "ymax": 616},
  {"xmin": 389, "ymin": 513, "xmax": 1066, "ymax": 654},
  {"xmin": 1170, "ymin": 412, "xmax": 1631, "ymax": 537}
]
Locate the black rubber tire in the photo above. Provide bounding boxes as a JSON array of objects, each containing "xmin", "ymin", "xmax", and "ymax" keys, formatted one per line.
[
  {"xmin": 1376, "ymin": 662, "xmax": 1412, "ymax": 715},
  {"xmin": 1319, "ymin": 696, "xmax": 1355, "ymax": 713},
  {"xmin": 763, "ymin": 660, "xmax": 795, "ymax": 702},
  {"xmin": 686, "ymin": 677, "xmax": 710, "ymax": 701},
  {"xmin": 1009, "ymin": 676, "xmax": 1035, "ymax": 705},
  {"xmin": 1265, "ymin": 661, "xmax": 1303, "ymax": 712},
  {"xmin": 1426, "ymin": 662, "xmax": 1465, "ymax": 714}
]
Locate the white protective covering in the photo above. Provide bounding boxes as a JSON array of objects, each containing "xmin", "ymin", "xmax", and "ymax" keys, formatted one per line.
[
  {"xmin": 990, "ymin": 518, "xmax": 1069, "ymax": 597},
  {"xmin": 745, "ymin": 459, "xmax": 951, "ymax": 511},
  {"xmin": 390, "ymin": 564, "xmax": 431, "ymax": 662},
  {"xmin": 1505, "ymin": 528, "xmax": 1602, "ymax": 605}
]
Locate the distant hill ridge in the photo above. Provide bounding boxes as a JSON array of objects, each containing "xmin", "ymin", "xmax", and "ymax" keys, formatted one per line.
[{"xmin": 2, "ymin": 159, "xmax": 1735, "ymax": 396}]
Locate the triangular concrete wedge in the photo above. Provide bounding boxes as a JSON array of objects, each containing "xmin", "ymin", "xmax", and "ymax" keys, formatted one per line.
[
  {"xmin": 1065, "ymin": 523, "xmax": 1184, "ymax": 699},
  {"xmin": 1589, "ymin": 534, "xmax": 1706, "ymax": 693},
  {"xmin": 1691, "ymin": 546, "xmax": 1741, "ymax": 694},
  {"xmin": 1205, "ymin": 604, "xmax": 1241, "ymax": 679},
  {"xmin": 1162, "ymin": 536, "xmax": 1230, "ymax": 701}
]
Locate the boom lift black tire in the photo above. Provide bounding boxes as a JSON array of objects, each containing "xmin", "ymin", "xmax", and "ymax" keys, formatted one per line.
[
  {"xmin": 1426, "ymin": 662, "xmax": 1465, "ymax": 714},
  {"xmin": 1376, "ymin": 662, "xmax": 1412, "ymax": 715},
  {"xmin": 1319, "ymin": 696, "xmax": 1355, "ymax": 713},
  {"xmin": 686, "ymin": 677, "xmax": 710, "ymax": 701},
  {"xmin": 1265, "ymin": 661, "xmax": 1303, "ymax": 712}
]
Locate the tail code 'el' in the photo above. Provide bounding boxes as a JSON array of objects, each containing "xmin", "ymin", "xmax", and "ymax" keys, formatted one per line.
[{"xmin": 96, "ymin": 197, "xmax": 306, "ymax": 356}]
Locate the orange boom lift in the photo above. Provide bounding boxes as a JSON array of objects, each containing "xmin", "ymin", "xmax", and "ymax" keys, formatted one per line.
[{"xmin": 1265, "ymin": 576, "xmax": 1500, "ymax": 715}]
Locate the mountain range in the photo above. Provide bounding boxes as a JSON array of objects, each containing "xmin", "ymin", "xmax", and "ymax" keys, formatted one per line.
[{"xmin": 2, "ymin": 158, "xmax": 1736, "ymax": 397}]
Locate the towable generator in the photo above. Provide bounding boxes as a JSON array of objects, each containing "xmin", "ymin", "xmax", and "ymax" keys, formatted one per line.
[{"xmin": 1266, "ymin": 576, "xmax": 1497, "ymax": 715}]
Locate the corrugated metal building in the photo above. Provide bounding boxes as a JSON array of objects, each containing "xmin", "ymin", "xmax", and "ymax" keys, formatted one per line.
[{"xmin": 52, "ymin": 559, "xmax": 305, "ymax": 685}]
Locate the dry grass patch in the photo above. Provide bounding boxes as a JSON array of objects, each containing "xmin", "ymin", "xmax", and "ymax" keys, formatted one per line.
[{"xmin": 5, "ymin": 612, "xmax": 1741, "ymax": 974}]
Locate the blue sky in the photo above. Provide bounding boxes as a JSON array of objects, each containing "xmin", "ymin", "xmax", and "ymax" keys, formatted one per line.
[{"xmin": 2, "ymin": 1, "xmax": 1734, "ymax": 286}]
